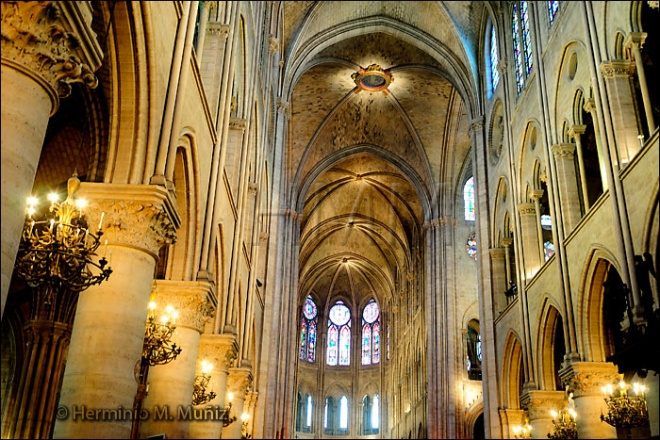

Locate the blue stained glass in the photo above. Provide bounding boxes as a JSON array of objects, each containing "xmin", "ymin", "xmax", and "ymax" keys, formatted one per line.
[
  {"xmin": 363, "ymin": 300, "xmax": 379, "ymax": 323},
  {"xmin": 544, "ymin": 241, "xmax": 555, "ymax": 260},
  {"xmin": 339, "ymin": 326, "xmax": 350, "ymax": 365},
  {"xmin": 521, "ymin": 2, "xmax": 533, "ymax": 75},
  {"xmin": 464, "ymin": 176, "xmax": 475, "ymax": 221},
  {"xmin": 548, "ymin": 1, "xmax": 559, "ymax": 24},
  {"xmin": 362, "ymin": 324, "xmax": 371, "ymax": 365},
  {"xmin": 327, "ymin": 325, "xmax": 338, "ymax": 365},
  {"xmin": 299, "ymin": 322, "xmax": 307, "ymax": 360},
  {"xmin": 512, "ymin": 5, "xmax": 525, "ymax": 94},
  {"xmin": 308, "ymin": 321, "xmax": 316, "ymax": 362},
  {"xmin": 467, "ymin": 232, "xmax": 478, "ymax": 261},
  {"xmin": 303, "ymin": 296, "xmax": 317, "ymax": 320},
  {"xmin": 373, "ymin": 322, "xmax": 380, "ymax": 364},
  {"xmin": 490, "ymin": 25, "xmax": 500, "ymax": 91}
]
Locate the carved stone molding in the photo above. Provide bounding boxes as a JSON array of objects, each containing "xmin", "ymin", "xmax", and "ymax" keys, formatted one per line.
[
  {"xmin": 153, "ymin": 281, "xmax": 216, "ymax": 333},
  {"xmin": 552, "ymin": 143, "xmax": 576, "ymax": 160},
  {"xmin": 207, "ymin": 22, "xmax": 230, "ymax": 40},
  {"xmin": 517, "ymin": 203, "xmax": 536, "ymax": 216},
  {"xmin": 529, "ymin": 189, "xmax": 544, "ymax": 201},
  {"xmin": 227, "ymin": 367, "xmax": 253, "ymax": 397},
  {"xmin": 583, "ymin": 98, "xmax": 596, "ymax": 114},
  {"xmin": 600, "ymin": 60, "xmax": 635, "ymax": 78},
  {"xmin": 245, "ymin": 391, "xmax": 259, "ymax": 410},
  {"xmin": 489, "ymin": 247, "xmax": 506, "ymax": 260},
  {"xmin": 78, "ymin": 183, "xmax": 180, "ymax": 257},
  {"xmin": 501, "ymin": 237, "xmax": 513, "ymax": 247},
  {"xmin": 248, "ymin": 183, "xmax": 258, "ymax": 194},
  {"xmin": 497, "ymin": 60, "xmax": 508, "ymax": 73},
  {"xmin": 423, "ymin": 216, "xmax": 458, "ymax": 230},
  {"xmin": 276, "ymin": 98, "xmax": 289, "ymax": 115},
  {"xmin": 559, "ymin": 361, "xmax": 620, "ymax": 398},
  {"xmin": 198, "ymin": 334, "xmax": 239, "ymax": 372},
  {"xmin": 624, "ymin": 32, "xmax": 647, "ymax": 51},
  {"xmin": 229, "ymin": 117, "xmax": 247, "ymax": 132},
  {"xmin": 469, "ymin": 117, "xmax": 485, "ymax": 134},
  {"xmin": 1, "ymin": 1, "xmax": 100, "ymax": 100},
  {"xmin": 521, "ymin": 390, "xmax": 566, "ymax": 419},
  {"xmin": 568, "ymin": 124, "xmax": 586, "ymax": 138}
]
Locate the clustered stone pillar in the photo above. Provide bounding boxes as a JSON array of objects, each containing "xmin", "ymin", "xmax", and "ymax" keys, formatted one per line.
[
  {"xmin": 0, "ymin": 1, "xmax": 101, "ymax": 318},
  {"xmin": 188, "ymin": 334, "xmax": 238, "ymax": 439},
  {"xmin": 559, "ymin": 361, "xmax": 619, "ymax": 440},
  {"xmin": 222, "ymin": 367, "xmax": 253, "ymax": 439},
  {"xmin": 569, "ymin": 125, "xmax": 590, "ymax": 211},
  {"xmin": 139, "ymin": 281, "xmax": 215, "ymax": 439},
  {"xmin": 53, "ymin": 184, "xmax": 178, "ymax": 439},
  {"xmin": 489, "ymin": 247, "xmax": 508, "ymax": 312},
  {"xmin": 625, "ymin": 32, "xmax": 656, "ymax": 134},
  {"xmin": 551, "ymin": 144, "xmax": 582, "ymax": 232},
  {"xmin": 521, "ymin": 390, "xmax": 566, "ymax": 439},
  {"xmin": 518, "ymin": 203, "xmax": 542, "ymax": 279}
]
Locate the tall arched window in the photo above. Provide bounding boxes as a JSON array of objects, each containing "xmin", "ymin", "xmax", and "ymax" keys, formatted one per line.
[
  {"xmin": 324, "ymin": 396, "xmax": 336, "ymax": 435},
  {"xmin": 339, "ymin": 396, "xmax": 349, "ymax": 433},
  {"xmin": 464, "ymin": 176, "xmax": 475, "ymax": 221},
  {"xmin": 305, "ymin": 394, "xmax": 313, "ymax": 431},
  {"xmin": 327, "ymin": 301, "xmax": 351, "ymax": 366},
  {"xmin": 466, "ymin": 319, "xmax": 483, "ymax": 380},
  {"xmin": 548, "ymin": 1, "xmax": 559, "ymax": 25},
  {"xmin": 361, "ymin": 299, "xmax": 380, "ymax": 365},
  {"xmin": 490, "ymin": 23, "xmax": 500, "ymax": 93},
  {"xmin": 371, "ymin": 394, "xmax": 380, "ymax": 433},
  {"xmin": 299, "ymin": 296, "xmax": 318, "ymax": 362},
  {"xmin": 512, "ymin": 2, "xmax": 533, "ymax": 95}
]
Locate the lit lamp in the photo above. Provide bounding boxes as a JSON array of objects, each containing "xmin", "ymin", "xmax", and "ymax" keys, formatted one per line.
[
  {"xmin": 512, "ymin": 422, "xmax": 532, "ymax": 439},
  {"xmin": 241, "ymin": 412, "xmax": 252, "ymax": 439},
  {"xmin": 15, "ymin": 174, "xmax": 112, "ymax": 302},
  {"xmin": 222, "ymin": 392, "xmax": 238, "ymax": 427},
  {"xmin": 548, "ymin": 407, "xmax": 577, "ymax": 439},
  {"xmin": 130, "ymin": 300, "xmax": 183, "ymax": 439},
  {"xmin": 601, "ymin": 380, "xmax": 649, "ymax": 436},
  {"xmin": 192, "ymin": 360, "xmax": 217, "ymax": 405}
]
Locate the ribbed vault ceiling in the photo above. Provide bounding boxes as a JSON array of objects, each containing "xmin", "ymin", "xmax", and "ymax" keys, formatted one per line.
[{"xmin": 284, "ymin": 1, "xmax": 477, "ymax": 310}]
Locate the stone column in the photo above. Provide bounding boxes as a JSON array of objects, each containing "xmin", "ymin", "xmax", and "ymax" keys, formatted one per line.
[
  {"xmin": 551, "ymin": 144, "xmax": 582, "ymax": 232},
  {"xmin": 624, "ymin": 32, "xmax": 656, "ymax": 134},
  {"xmin": 568, "ymin": 125, "xmax": 590, "ymax": 211},
  {"xmin": 559, "ymin": 361, "xmax": 619, "ymax": 440},
  {"xmin": 600, "ymin": 61, "xmax": 640, "ymax": 165},
  {"xmin": 139, "ymin": 281, "xmax": 215, "ymax": 439},
  {"xmin": 189, "ymin": 334, "xmax": 239, "ymax": 439},
  {"xmin": 521, "ymin": 390, "xmax": 565, "ymax": 439},
  {"xmin": 530, "ymin": 190, "xmax": 546, "ymax": 264},
  {"xmin": 518, "ymin": 203, "xmax": 542, "ymax": 279},
  {"xmin": 222, "ymin": 368, "xmax": 253, "ymax": 439},
  {"xmin": 582, "ymin": 98, "xmax": 609, "ymax": 193},
  {"xmin": 53, "ymin": 184, "xmax": 178, "ymax": 439},
  {"xmin": 199, "ymin": 22, "xmax": 230, "ymax": 122},
  {"xmin": 1, "ymin": 1, "xmax": 101, "ymax": 318},
  {"xmin": 489, "ymin": 247, "xmax": 508, "ymax": 313}
]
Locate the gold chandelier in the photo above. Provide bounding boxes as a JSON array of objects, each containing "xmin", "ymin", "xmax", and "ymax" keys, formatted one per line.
[
  {"xmin": 192, "ymin": 360, "xmax": 217, "ymax": 406},
  {"xmin": 601, "ymin": 380, "xmax": 649, "ymax": 431},
  {"xmin": 548, "ymin": 407, "xmax": 577, "ymax": 439},
  {"xmin": 222, "ymin": 392, "xmax": 238, "ymax": 427},
  {"xmin": 15, "ymin": 174, "xmax": 112, "ymax": 297},
  {"xmin": 512, "ymin": 422, "xmax": 532, "ymax": 439}
]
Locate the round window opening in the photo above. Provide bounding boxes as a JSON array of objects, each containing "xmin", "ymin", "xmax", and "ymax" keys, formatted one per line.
[{"xmin": 352, "ymin": 64, "xmax": 394, "ymax": 93}]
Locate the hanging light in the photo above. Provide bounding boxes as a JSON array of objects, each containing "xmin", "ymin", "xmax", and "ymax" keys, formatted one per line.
[
  {"xmin": 601, "ymin": 380, "xmax": 649, "ymax": 433},
  {"xmin": 512, "ymin": 422, "xmax": 532, "ymax": 439},
  {"xmin": 548, "ymin": 407, "xmax": 577, "ymax": 439},
  {"xmin": 192, "ymin": 360, "xmax": 217, "ymax": 405},
  {"xmin": 15, "ymin": 173, "xmax": 112, "ymax": 298}
]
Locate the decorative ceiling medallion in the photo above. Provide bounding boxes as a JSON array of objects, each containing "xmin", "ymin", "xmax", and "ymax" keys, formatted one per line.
[{"xmin": 351, "ymin": 64, "xmax": 394, "ymax": 94}]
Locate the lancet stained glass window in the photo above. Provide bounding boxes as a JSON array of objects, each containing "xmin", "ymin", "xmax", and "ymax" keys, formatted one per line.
[
  {"xmin": 490, "ymin": 24, "xmax": 500, "ymax": 92},
  {"xmin": 521, "ymin": 1, "xmax": 533, "ymax": 75},
  {"xmin": 548, "ymin": 1, "xmax": 559, "ymax": 25},
  {"xmin": 464, "ymin": 176, "xmax": 475, "ymax": 221},
  {"xmin": 299, "ymin": 296, "xmax": 318, "ymax": 362},
  {"xmin": 512, "ymin": 4, "xmax": 525, "ymax": 94},
  {"xmin": 512, "ymin": 2, "xmax": 534, "ymax": 95},
  {"xmin": 327, "ymin": 300, "xmax": 351, "ymax": 366},
  {"xmin": 361, "ymin": 299, "xmax": 380, "ymax": 365}
]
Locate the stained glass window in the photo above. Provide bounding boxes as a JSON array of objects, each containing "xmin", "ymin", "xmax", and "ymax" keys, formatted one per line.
[
  {"xmin": 464, "ymin": 177, "xmax": 475, "ymax": 221},
  {"xmin": 544, "ymin": 241, "xmax": 555, "ymax": 260},
  {"xmin": 548, "ymin": 1, "xmax": 559, "ymax": 25},
  {"xmin": 361, "ymin": 299, "xmax": 381, "ymax": 365},
  {"xmin": 512, "ymin": 4, "xmax": 525, "ymax": 94},
  {"xmin": 306, "ymin": 395, "xmax": 313, "ymax": 428},
  {"xmin": 327, "ymin": 300, "xmax": 351, "ymax": 366},
  {"xmin": 300, "ymin": 296, "xmax": 318, "ymax": 362},
  {"xmin": 466, "ymin": 232, "xmax": 478, "ymax": 261},
  {"xmin": 490, "ymin": 25, "xmax": 500, "ymax": 92},
  {"xmin": 521, "ymin": 2, "xmax": 533, "ymax": 75}
]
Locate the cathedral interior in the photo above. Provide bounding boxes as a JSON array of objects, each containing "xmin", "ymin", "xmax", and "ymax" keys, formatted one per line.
[{"xmin": 1, "ymin": 1, "xmax": 659, "ymax": 439}]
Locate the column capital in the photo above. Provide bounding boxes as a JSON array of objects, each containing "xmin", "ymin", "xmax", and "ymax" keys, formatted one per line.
[
  {"xmin": 227, "ymin": 367, "xmax": 253, "ymax": 396},
  {"xmin": 520, "ymin": 390, "xmax": 567, "ymax": 419},
  {"xmin": 469, "ymin": 117, "xmax": 485, "ymax": 134},
  {"xmin": 229, "ymin": 117, "xmax": 247, "ymax": 132},
  {"xmin": 277, "ymin": 98, "xmax": 289, "ymax": 115},
  {"xmin": 198, "ymin": 333, "xmax": 239, "ymax": 372},
  {"xmin": 529, "ymin": 189, "xmax": 544, "ymax": 201},
  {"xmin": 78, "ymin": 183, "xmax": 180, "ymax": 257},
  {"xmin": 268, "ymin": 35, "xmax": 280, "ymax": 54},
  {"xmin": 1, "ymin": 2, "xmax": 102, "ymax": 103},
  {"xmin": 517, "ymin": 202, "xmax": 536, "ymax": 215},
  {"xmin": 153, "ymin": 280, "xmax": 216, "ymax": 333},
  {"xmin": 559, "ymin": 361, "xmax": 620, "ymax": 398},
  {"xmin": 501, "ymin": 237, "xmax": 513, "ymax": 247},
  {"xmin": 551, "ymin": 143, "xmax": 576, "ymax": 160},
  {"xmin": 600, "ymin": 60, "xmax": 636, "ymax": 78},
  {"xmin": 624, "ymin": 32, "xmax": 647, "ymax": 50},
  {"xmin": 583, "ymin": 98, "xmax": 597, "ymax": 114},
  {"xmin": 489, "ymin": 247, "xmax": 505, "ymax": 259},
  {"xmin": 207, "ymin": 22, "xmax": 230, "ymax": 40},
  {"xmin": 568, "ymin": 124, "xmax": 587, "ymax": 138}
]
